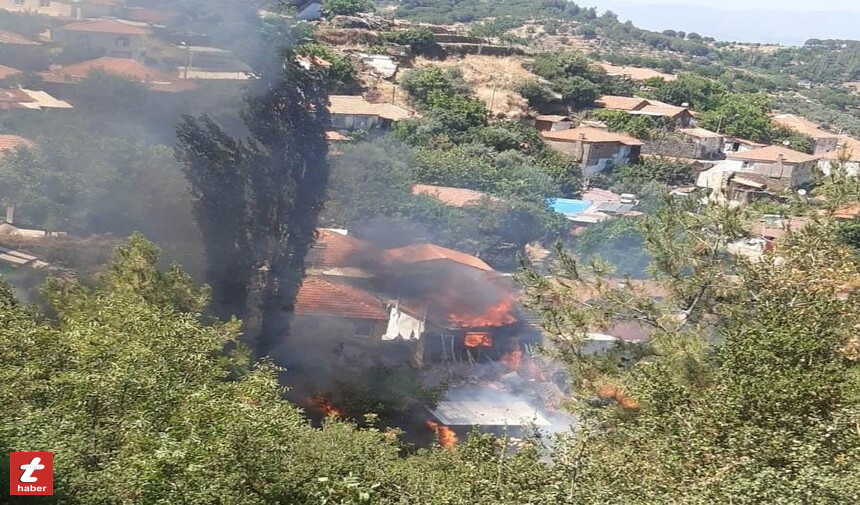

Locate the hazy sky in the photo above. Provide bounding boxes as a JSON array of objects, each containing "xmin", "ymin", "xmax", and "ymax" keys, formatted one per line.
[{"xmin": 610, "ymin": 0, "xmax": 860, "ymax": 11}]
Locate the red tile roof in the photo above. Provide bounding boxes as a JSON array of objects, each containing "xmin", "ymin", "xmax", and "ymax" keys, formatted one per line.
[
  {"xmin": 0, "ymin": 65, "xmax": 22, "ymax": 80},
  {"xmin": 541, "ymin": 126, "xmax": 644, "ymax": 146},
  {"xmin": 40, "ymin": 57, "xmax": 195, "ymax": 92},
  {"xmin": 61, "ymin": 19, "xmax": 151, "ymax": 36},
  {"xmin": 595, "ymin": 95, "xmax": 650, "ymax": 111},
  {"xmin": 328, "ymin": 95, "xmax": 413, "ymax": 121},
  {"xmin": 294, "ymin": 276, "xmax": 387, "ymax": 320},
  {"xmin": 411, "ymin": 184, "xmax": 499, "ymax": 207},
  {"xmin": 727, "ymin": 145, "xmax": 820, "ymax": 164},
  {"xmin": 0, "ymin": 135, "xmax": 34, "ymax": 152},
  {"xmin": 383, "ymin": 243, "xmax": 493, "ymax": 271},
  {"xmin": 325, "ymin": 130, "xmax": 348, "ymax": 141},
  {"xmin": 0, "ymin": 30, "xmax": 39, "ymax": 45},
  {"xmin": 772, "ymin": 113, "xmax": 838, "ymax": 139},
  {"xmin": 308, "ymin": 229, "xmax": 378, "ymax": 269}
]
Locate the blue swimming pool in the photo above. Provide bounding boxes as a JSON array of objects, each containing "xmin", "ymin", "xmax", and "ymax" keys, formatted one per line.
[{"xmin": 549, "ymin": 198, "xmax": 591, "ymax": 216}]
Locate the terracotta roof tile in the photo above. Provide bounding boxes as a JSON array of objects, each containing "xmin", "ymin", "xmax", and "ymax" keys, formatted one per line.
[
  {"xmin": 727, "ymin": 145, "xmax": 820, "ymax": 164},
  {"xmin": 0, "ymin": 65, "xmax": 22, "ymax": 80},
  {"xmin": 325, "ymin": 130, "xmax": 347, "ymax": 141},
  {"xmin": 541, "ymin": 126, "xmax": 644, "ymax": 146},
  {"xmin": 41, "ymin": 57, "xmax": 195, "ymax": 92},
  {"xmin": 294, "ymin": 276, "xmax": 388, "ymax": 320},
  {"xmin": 822, "ymin": 136, "xmax": 860, "ymax": 162},
  {"xmin": 679, "ymin": 127, "xmax": 722, "ymax": 139},
  {"xmin": 61, "ymin": 19, "xmax": 151, "ymax": 36},
  {"xmin": 383, "ymin": 243, "xmax": 493, "ymax": 271},
  {"xmin": 534, "ymin": 114, "xmax": 570, "ymax": 122},
  {"xmin": 0, "ymin": 30, "xmax": 39, "ymax": 45},
  {"xmin": 772, "ymin": 113, "xmax": 838, "ymax": 139},
  {"xmin": 328, "ymin": 95, "xmax": 413, "ymax": 121},
  {"xmin": 630, "ymin": 104, "xmax": 689, "ymax": 118},
  {"xmin": 308, "ymin": 229, "xmax": 378, "ymax": 269},
  {"xmin": 594, "ymin": 95, "xmax": 650, "ymax": 111},
  {"xmin": 0, "ymin": 135, "xmax": 34, "ymax": 152},
  {"xmin": 411, "ymin": 184, "xmax": 499, "ymax": 207}
]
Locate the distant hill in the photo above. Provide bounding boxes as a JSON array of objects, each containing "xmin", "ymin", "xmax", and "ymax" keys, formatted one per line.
[{"xmin": 586, "ymin": 1, "xmax": 860, "ymax": 46}]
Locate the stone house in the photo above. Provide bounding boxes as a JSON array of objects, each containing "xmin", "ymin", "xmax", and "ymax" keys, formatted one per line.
[{"xmin": 541, "ymin": 126, "xmax": 643, "ymax": 176}]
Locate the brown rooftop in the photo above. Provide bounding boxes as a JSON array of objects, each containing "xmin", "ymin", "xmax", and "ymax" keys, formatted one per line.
[
  {"xmin": 294, "ymin": 276, "xmax": 387, "ymax": 320},
  {"xmin": 541, "ymin": 126, "xmax": 644, "ymax": 146},
  {"xmin": 594, "ymin": 95, "xmax": 650, "ymax": 111},
  {"xmin": 0, "ymin": 135, "xmax": 35, "ymax": 153},
  {"xmin": 0, "ymin": 30, "xmax": 39, "ymax": 45},
  {"xmin": 772, "ymin": 113, "xmax": 838, "ymax": 139},
  {"xmin": 328, "ymin": 95, "xmax": 412, "ymax": 121},
  {"xmin": 411, "ymin": 184, "xmax": 499, "ymax": 207},
  {"xmin": 727, "ymin": 145, "xmax": 820, "ymax": 164},
  {"xmin": 308, "ymin": 229, "xmax": 378, "ymax": 269},
  {"xmin": 383, "ymin": 243, "xmax": 493, "ymax": 271},
  {"xmin": 41, "ymin": 57, "xmax": 195, "ymax": 92},
  {"xmin": 61, "ymin": 19, "xmax": 151, "ymax": 36},
  {"xmin": 679, "ymin": 127, "xmax": 722, "ymax": 139}
]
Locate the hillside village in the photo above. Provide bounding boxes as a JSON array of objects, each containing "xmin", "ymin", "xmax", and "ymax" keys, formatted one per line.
[{"xmin": 1, "ymin": 1, "xmax": 860, "ymax": 502}]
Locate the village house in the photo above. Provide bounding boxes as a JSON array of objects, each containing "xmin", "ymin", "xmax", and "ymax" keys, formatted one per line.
[
  {"xmin": 411, "ymin": 184, "xmax": 499, "ymax": 207},
  {"xmin": 306, "ymin": 228, "xmax": 379, "ymax": 282},
  {"xmin": 678, "ymin": 127, "xmax": 724, "ymax": 158},
  {"xmin": 541, "ymin": 126, "xmax": 643, "ymax": 176},
  {"xmin": 0, "ymin": 30, "xmax": 44, "ymax": 71},
  {"xmin": 772, "ymin": 113, "xmax": 839, "ymax": 155},
  {"xmin": 0, "ymin": 87, "xmax": 72, "ymax": 110},
  {"xmin": 532, "ymin": 114, "xmax": 571, "ymax": 132},
  {"xmin": 722, "ymin": 136, "xmax": 767, "ymax": 156},
  {"xmin": 724, "ymin": 145, "xmax": 820, "ymax": 190},
  {"xmin": 697, "ymin": 145, "xmax": 820, "ymax": 202},
  {"xmin": 328, "ymin": 95, "xmax": 413, "ymax": 131},
  {"xmin": 0, "ymin": 0, "xmax": 77, "ymax": 17},
  {"xmin": 40, "ymin": 57, "xmax": 196, "ymax": 93},
  {"xmin": 292, "ymin": 276, "xmax": 389, "ymax": 339},
  {"xmin": 0, "ymin": 134, "xmax": 34, "ymax": 154},
  {"xmin": 595, "ymin": 95, "xmax": 693, "ymax": 127},
  {"xmin": 817, "ymin": 136, "xmax": 860, "ymax": 176},
  {"xmin": 57, "ymin": 19, "xmax": 150, "ymax": 61}
]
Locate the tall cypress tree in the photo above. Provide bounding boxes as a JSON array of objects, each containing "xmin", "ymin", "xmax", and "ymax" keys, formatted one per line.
[{"xmin": 175, "ymin": 22, "xmax": 329, "ymax": 356}]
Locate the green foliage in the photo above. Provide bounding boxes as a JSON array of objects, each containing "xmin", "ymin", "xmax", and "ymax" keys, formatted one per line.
[
  {"xmin": 531, "ymin": 51, "xmax": 594, "ymax": 82},
  {"xmin": 769, "ymin": 125, "xmax": 814, "ymax": 154},
  {"xmin": 576, "ymin": 217, "xmax": 652, "ymax": 278},
  {"xmin": 176, "ymin": 25, "xmax": 330, "ymax": 354},
  {"xmin": 514, "ymin": 79, "xmax": 557, "ymax": 112},
  {"xmin": 591, "ymin": 109, "xmax": 663, "ymax": 140},
  {"xmin": 400, "ymin": 67, "xmax": 471, "ymax": 106},
  {"xmin": 323, "ymin": 0, "xmax": 373, "ymax": 17},
  {"xmin": 555, "ymin": 75, "xmax": 599, "ymax": 109},
  {"xmin": 613, "ymin": 157, "xmax": 697, "ymax": 187},
  {"xmin": 837, "ymin": 220, "xmax": 860, "ymax": 251},
  {"xmin": 425, "ymin": 92, "xmax": 488, "ymax": 132},
  {"xmin": 380, "ymin": 28, "xmax": 436, "ymax": 54},
  {"xmin": 699, "ymin": 93, "xmax": 774, "ymax": 142},
  {"xmin": 296, "ymin": 43, "xmax": 359, "ymax": 93},
  {"xmin": 650, "ymin": 74, "xmax": 728, "ymax": 111},
  {"xmin": 74, "ymin": 70, "xmax": 149, "ymax": 114}
]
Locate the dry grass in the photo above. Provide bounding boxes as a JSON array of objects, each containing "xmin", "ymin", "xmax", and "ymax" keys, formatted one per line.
[{"xmin": 412, "ymin": 55, "xmax": 539, "ymax": 118}]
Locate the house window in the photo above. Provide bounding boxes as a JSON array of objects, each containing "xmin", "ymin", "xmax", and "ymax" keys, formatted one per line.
[
  {"xmin": 741, "ymin": 161, "xmax": 752, "ymax": 169},
  {"xmin": 39, "ymin": 0, "xmax": 50, "ymax": 6},
  {"xmin": 331, "ymin": 115, "xmax": 347, "ymax": 129},
  {"xmin": 354, "ymin": 116, "xmax": 369, "ymax": 129},
  {"xmin": 115, "ymin": 36, "xmax": 130, "ymax": 47},
  {"xmin": 353, "ymin": 320, "xmax": 374, "ymax": 337}
]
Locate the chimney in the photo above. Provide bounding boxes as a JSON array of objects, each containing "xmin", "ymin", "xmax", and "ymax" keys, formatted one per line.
[
  {"xmin": 579, "ymin": 133, "xmax": 587, "ymax": 141},
  {"xmin": 5, "ymin": 204, "xmax": 13, "ymax": 225}
]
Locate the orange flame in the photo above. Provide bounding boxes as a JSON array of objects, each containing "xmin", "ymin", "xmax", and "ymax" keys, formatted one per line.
[
  {"xmin": 596, "ymin": 385, "xmax": 639, "ymax": 410},
  {"xmin": 448, "ymin": 297, "xmax": 516, "ymax": 328},
  {"xmin": 308, "ymin": 395, "xmax": 342, "ymax": 417},
  {"xmin": 425, "ymin": 420, "xmax": 458, "ymax": 448},
  {"xmin": 464, "ymin": 332, "xmax": 493, "ymax": 348}
]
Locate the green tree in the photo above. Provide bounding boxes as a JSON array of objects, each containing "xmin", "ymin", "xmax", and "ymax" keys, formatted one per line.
[
  {"xmin": 323, "ymin": 0, "xmax": 373, "ymax": 17},
  {"xmin": 651, "ymin": 74, "xmax": 727, "ymax": 111},
  {"xmin": 699, "ymin": 93, "xmax": 774, "ymax": 142},
  {"xmin": 175, "ymin": 24, "xmax": 330, "ymax": 355},
  {"xmin": 555, "ymin": 75, "xmax": 599, "ymax": 109},
  {"xmin": 400, "ymin": 66, "xmax": 471, "ymax": 106},
  {"xmin": 296, "ymin": 43, "xmax": 359, "ymax": 93}
]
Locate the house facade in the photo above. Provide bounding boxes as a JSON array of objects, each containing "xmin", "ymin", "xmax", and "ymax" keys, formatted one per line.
[
  {"xmin": 679, "ymin": 127, "xmax": 724, "ymax": 158},
  {"xmin": 725, "ymin": 145, "xmax": 819, "ymax": 190},
  {"xmin": 0, "ymin": 0, "xmax": 76, "ymax": 17},
  {"xmin": 533, "ymin": 114, "xmax": 572, "ymax": 132},
  {"xmin": 542, "ymin": 126, "xmax": 643, "ymax": 176},
  {"xmin": 772, "ymin": 113, "xmax": 839, "ymax": 155},
  {"xmin": 818, "ymin": 136, "xmax": 860, "ymax": 176},
  {"xmin": 58, "ymin": 19, "xmax": 150, "ymax": 61},
  {"xmin": 329, "ymin": 95, "xmax": 413, "ymax": 131}
]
